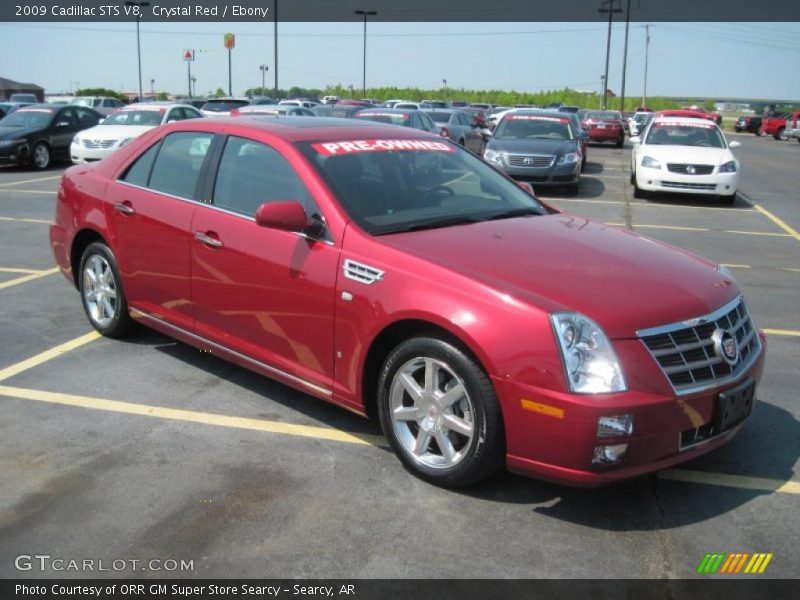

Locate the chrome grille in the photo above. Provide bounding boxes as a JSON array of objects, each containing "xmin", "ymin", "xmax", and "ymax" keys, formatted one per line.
[
  {"xmin": 667, "ymin": 163, "xmax": 715, "ymax": 175},
  {"xmin": 342, "ymin": 259, "xmax": 384, "ymax": 285},
  {"xmin": 638, "ymin": 297, "xmax": 761, "ymax": 394},
  {"xmin": 83, "ymin": 139, "xmax": 116, "ymax": 149},
  {"xmin": 661, "ymin": 181, "xmax": 716, "ymax": 191},
  {"xmin": 505, "ymin": 154, "xmax": 554, "ymax": 168}
]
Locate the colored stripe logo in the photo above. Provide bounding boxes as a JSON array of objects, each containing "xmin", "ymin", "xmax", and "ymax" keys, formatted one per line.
[{"xmin": 697, "ymin": 553, "xmax": 773, "ymax": 574}]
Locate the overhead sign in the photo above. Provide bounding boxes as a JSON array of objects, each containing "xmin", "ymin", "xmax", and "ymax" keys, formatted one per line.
[
  {"xmin": 223, "ymin": 33, "xmax": 235, "ymax": 50},
  {"xmin": 183, "ymin": 49, "xmax": 195, "ymax": 61}
]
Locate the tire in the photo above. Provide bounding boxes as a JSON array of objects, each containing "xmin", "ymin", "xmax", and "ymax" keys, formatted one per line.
[
  {"xmin": 616, "ymin": 136, "xmax": 624, "ymax": 148},
  {"xmin": 377, "ymin": 336, "xmax": 505, "ymax": 488},
  {"xmin": 756, "ymin": 127, "xmax": 763, "ymax": 136},
  {"xmin": 632, "ymin": 174, "xmax": 648, "ymax": 199},
  {"xmin": 78, "ymin": 242, "xmax": 135, "ymax": 338},
  {"xmin": 720, "ymin": 192, "xmax": 737, "ymax": 205},
  {"xmin": 31, "ymin": 142, "xmax": 50, "ymax": 170},
  {"xmin": 775, "ymin": 127, "xmax": 787, "ymax": 141},
  {"xmin": 581, "ymin": 154, "xmax": 587, "ymax": 172},
  {"xmin": 629, "ymin": 171, "xmax": 635, "ymax": 185},
  {"xmin": 458, "ymin": 138, "xmax": 465, "ymax": 146}
]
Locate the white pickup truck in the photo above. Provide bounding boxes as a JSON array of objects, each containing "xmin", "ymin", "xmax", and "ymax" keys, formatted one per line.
[{"xmin": 787, "ymin": 113, "xmax": 800, "ymax": 143}]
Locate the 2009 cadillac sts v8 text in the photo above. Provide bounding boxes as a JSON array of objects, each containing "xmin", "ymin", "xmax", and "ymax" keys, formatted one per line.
[{"xmin": 50, "ymin": 117, "xmax": 766, "ymax": 488}]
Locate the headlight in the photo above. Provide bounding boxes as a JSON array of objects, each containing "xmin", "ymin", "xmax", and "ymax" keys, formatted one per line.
[
  {"xmin": 718, "ymin": 160, "xmax": 737, "ymax": 173},
  {"xmin": 72, "ymin": 136, "xmax": 82, "ymax": 145},
  {"xmin": 716, "ymin": 264, "xmax": 736, "ymax": 281},
  {"xmin": 641, "ymin": 156, "xmax": 661, "ymax": 169},
  {"xmin": 556, "ymin": 152, "xmax": 578, "ymax": 165},
  {"xmin": 483, "ymin": 148, "xmax": 504, "ymax": 166},
  {"xmin": 0, "ymin": 138, "xmax": 26, "ymax": 147},
  {"xmin": 118, "ymin": 138, "xmax": 135, "ymax": 148},
  {"xmin": 551, "ymin": 312, "xmax": 627, "ymax": 394}
]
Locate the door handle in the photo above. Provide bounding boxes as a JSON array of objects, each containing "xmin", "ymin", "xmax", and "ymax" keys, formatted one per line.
[
  {"xmin": 194, "ymin": 231, "xmax": 224, "ymax": 248},
  {"xmin": 114, "ymin": 202, "xmax": 135, "ymax": 215}
]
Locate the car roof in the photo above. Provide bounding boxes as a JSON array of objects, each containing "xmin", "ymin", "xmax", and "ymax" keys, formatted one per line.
[
  {"xmin": 652, "ymin": 116, "xmax": 719, "ymax": 126},
  {"xmin": 124, "ymin": 102, "xmax": 191, "ymax": 109},
  {"xmin": 511, "ymin": 109, "xmax": 570, "ymax": 119},
  {"xmin": 358, "ymin": 108, "xmax": 417, "ymax": 114},
  {"xmin": 208, "ymin": 116, "xmax": 438, "ymax": 142}
]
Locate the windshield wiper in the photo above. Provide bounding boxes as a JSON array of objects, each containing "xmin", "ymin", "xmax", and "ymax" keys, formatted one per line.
[
  {"xmin": 484, "ymin": 207, "xmax": 543, "ymax": 221},
  {"xmin": 378, "ymin": 215, "xmax": 483, "ymax": 234}
]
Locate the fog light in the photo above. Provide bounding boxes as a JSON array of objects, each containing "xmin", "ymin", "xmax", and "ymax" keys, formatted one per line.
[
  {"xmin": 592, "ymin": 444, "xmax": 629, "ymax": 464},
  {"xmin": 597, "ymin": 414, "xmax": 634, "ymax": 438}
]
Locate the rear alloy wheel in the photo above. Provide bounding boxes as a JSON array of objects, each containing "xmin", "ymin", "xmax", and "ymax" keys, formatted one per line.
[
  {"xmin": 616, "ymin": 136, "xmax": 624, "ymax": 148},
  {"xmin": 79, "ymin": 242, "xmax": 134, "ymax": 338},
  {"xmin": 378, "ymin": 336, "xmax": 504, "ymax": 488},
  {"xmin": 31, "ymin": 142, "xmax": 50, "ymax": 170},
  {"xmin": 775, "ymin": 127, "xmax": 788, "ymax": 141}
]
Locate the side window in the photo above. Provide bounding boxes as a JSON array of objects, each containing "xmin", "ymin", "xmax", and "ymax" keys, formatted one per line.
[
  {"xmin": 213, "ymin": 136, "xmax": 319, "ymax": 219},
  {"xmin": 121, "ymin": 142, "xmax": 161, "ymax": 187},
  {"xmin": 103, "ymin": 99, "xmax": 115, "ymax": 107},
  {"xmin": 148, "ymin": 132, "xmax": 213, "ymax": 198},
  {"xmin": 182, "ymin": 108, "xmax": 201, "ymax": 120},
  {"xmin": 75, "ymin": 108, "xmax": 98, "ymax": 127},
  {"xmin": 58, "ymin": 108, "xmax": 78, "ymax": 127},
  {"xmin": 166, "ymin": 108, "xmax": 183, "ymax": 122}
]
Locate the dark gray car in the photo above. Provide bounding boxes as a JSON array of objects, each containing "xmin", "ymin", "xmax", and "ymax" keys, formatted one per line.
[
  {"xmin": 422, "ymin": 109, "xmax": 484, "ymax": 154},
  {"xmin": 353, "ymin": 108, "xmax": 439, "ymax": 134},
  {"xmin": 482, "ymin": 110, "xmax": 583, "ymax": 194}
]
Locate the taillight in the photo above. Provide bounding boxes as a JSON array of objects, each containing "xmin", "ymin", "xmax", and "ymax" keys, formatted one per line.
[
  {"xmin": 231, "ymin": 108, "xmax": 240, "ymax": 116},
  {"xmin": 440, "ymin": 126, "xmax": 449, "ymax": 138}
]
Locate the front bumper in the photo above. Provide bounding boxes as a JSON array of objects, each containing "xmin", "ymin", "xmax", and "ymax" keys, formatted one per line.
[
  {"xmin": 586, "ymin": 127, "xmax": 623, "ymax": 142},
  {"xmin": 636, "ymin": 167, "xmax": 739, "ymax": 196},
  {"xmin": 497, "ymin": 332, "xmax": 766, "ymax": 485},
  {"xmin": 70, "ymin": 142, "xmax": 114, "ymax": 164},
  {"xmin": 0, "ymin": 143, "xmax": 29, "ymax": 166},
  {"xmin": 492, "ymin": 160, "xmax": 581, "ymax": 186}
]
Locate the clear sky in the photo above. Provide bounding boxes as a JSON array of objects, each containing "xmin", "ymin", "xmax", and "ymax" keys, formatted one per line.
[{"xmin": 0, "ymin": 21, "xmax": 798, "ymax": 100}]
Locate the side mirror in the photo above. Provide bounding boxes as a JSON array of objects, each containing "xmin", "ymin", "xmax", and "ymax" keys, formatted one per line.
[
  {"xmin": 255, "ymin": 201, "xmax": 310, "ymax": 233},
  {"xmin": 517, "ymin": 181, "xmax": 535, "ymax": 195},
  {"xmin": 630, "ymin": 136, "xmax": 641, "ymax": 144},
  {"xmin": 729, "ymin": 140, "xmax": 741, "ymax": 149}
]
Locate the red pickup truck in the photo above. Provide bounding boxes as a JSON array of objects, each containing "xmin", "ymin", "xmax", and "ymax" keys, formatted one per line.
[{"xmin": 759, "ymin": 112, "xmax": 800, "ymax": 140}]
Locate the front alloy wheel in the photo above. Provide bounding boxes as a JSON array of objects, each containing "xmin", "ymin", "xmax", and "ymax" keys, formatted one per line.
[
  {"xmin": 378, "ymin": 336, "xmax": 504, "ymax": 488},
  {"xmin": 32, "ymin": 142, "xmax": 50, "ymax": 170}
]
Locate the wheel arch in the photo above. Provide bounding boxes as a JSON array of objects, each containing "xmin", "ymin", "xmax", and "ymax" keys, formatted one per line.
[
  {"xmin": 360, "ymin": 318, "xmax": 494, "ymax": 420},
  {"xmin": 70, "ymin": 228, "xmax": 108, "ymax": 289}
]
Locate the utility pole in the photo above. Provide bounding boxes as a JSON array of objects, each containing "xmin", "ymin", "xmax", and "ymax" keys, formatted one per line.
[
  {"xmin": 443, "ymin": 78, "xmax": 448, "ymax": 102},
  {"xmin": 191, "ymin": 75, "xmax": 196, "ymax": 98},
  {"xmin": 125, "ymin": 1, "xmax": 150, "ymax": 102},
  {"xmin": 259, "ymin": 64, "xmax": 268, "ymax": 95},
  {"xmin": 355, "ymin": 9, "xmax": 377, "ymax": 99},
  {"xmin": 150, "ymin": 78, "xmax": 155, "ymax": 99},
  {"xmin": 274, "ymin": 0, "xmax": 279, "ymax": 100},
  {"xmin": 642, "ymin": 24, "xmax": 650, "ymax": 108},
  {"xmin": 619, "ymin": 0, "xmax": 631, "ymax": 112},
  {"xmin": 598, "ymin": 0, "xmax": 622, "ymax": 110}
]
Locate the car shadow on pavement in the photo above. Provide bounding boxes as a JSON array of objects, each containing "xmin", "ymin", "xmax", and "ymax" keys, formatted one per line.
[
  {"xmin": 116, "ymin": 327, "xmax": 387, "ymax": 441},
  {"xmin": 537, "ymin": 178, "xmax": 606, "ymax": 200},
  {"xmin": 459, "ymin": 399, "xmax": 799, "ymax": 530},
  {"xmin": 640, "ymin": 191, "xmax": 744, "ymax": 209}
]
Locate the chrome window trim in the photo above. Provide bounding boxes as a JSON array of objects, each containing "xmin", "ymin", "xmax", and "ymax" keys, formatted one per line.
[
  {"xmin": 130, "ymin": 307, "xmax": 332, "ymax": 398},
  {"xmin": 115, "ymin": 180, "xmax": 335, "ymax": 246},
  {"xmin": 637, "ymin": 295, "xmax": 763, "ymax": 396}
]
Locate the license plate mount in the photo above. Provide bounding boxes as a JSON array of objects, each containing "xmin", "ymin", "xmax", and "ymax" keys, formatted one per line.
[{"xmin": 713, "ymin": 379, "xmax": 755, "ymax": 434}]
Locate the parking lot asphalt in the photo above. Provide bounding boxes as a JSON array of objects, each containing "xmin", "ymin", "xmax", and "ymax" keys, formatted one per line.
[{"xmin": 0, "ymin": 136, "xmax": 798, "ymax": 579}]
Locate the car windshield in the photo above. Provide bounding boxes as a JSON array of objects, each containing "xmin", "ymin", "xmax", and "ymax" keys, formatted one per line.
[
  {"xmin": 634, "ymin": 113, "xmax": 650, "ymax": 124},
  {"xmin": 201, "ymin": 100, "xmax": 249, "ymax": 112},
  {"xmin": 0, "ymin": 109, "xmax": 54, "ymax": 127},
  {"xmin": 71, "ymin": 98, "xmax": 99, "ymax": 107},
  {"xmin": 356, "ymin": 112, "xmax": 411, "ymax": 126},
  {"xmin": 103, "ymin": 110, "xmax": 164, "ymax": 126},
  {"xmin": 585, "ymin": 111, "xmax": 621, "ymax": 120},
  {"xmin": 297, "ymin": 139, "xmax": 546, "ymax": 235},
  {"xmin": 494, "ymin": 116, "xmax": 574, "ymax": 140},
  {"xmin": 645, "ymin": 122, "xmax": 725, "ymax": 148}
]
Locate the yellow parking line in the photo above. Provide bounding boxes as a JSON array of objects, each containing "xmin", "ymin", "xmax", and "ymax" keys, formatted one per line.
[
  {"xmin": 0, "ymin": 216, "xmax": 52, "ymax": 224},
  {"xmin": 0, "ymin": 175, "xmax": 61, "ymax": 187},
  {"xmin": 605, "ymin": 222, "xmax": 790, "ymax": 238},
  {"xmin": 0, "ymin": 385, "xmax": 385, "ymax": 447},
  {"xmin": 0, "ymin": 267, "xmax": 42, "ymax": 274},
  {"xmin": 751, "ymin": 203, "xmax": 800, "ymax": 243},
  {"xmin": 719, "ymin": 263, "xmax": 751, "ymax": 269},
  {"xmin": 659, "ymin": 469, "xmax": 800, "ymax": 495},
  {"xmin": 0, "ymin": 189, "xmax": 57, "ymax": 195},
  {"xmin": 0, "ymin": 267, "xmax": 60, "ymax": 291},
  {"xmin": 0, "ymin": 331, "xmax": 100, "ymax": 382},
  {"xmin": 550, "ymin": 197, "xmax": 756, "ymax": 212},
  {"xmin": 763, "ymin": 329, "xmax": 800, "ymax": 337}
]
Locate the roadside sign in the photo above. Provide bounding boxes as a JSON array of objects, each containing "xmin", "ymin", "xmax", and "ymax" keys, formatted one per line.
[
  {"xmin": 223, "ymin": 33, "xmax": 235, "ymax": 50},
  {"xmin": 183, "ymin": 49, "xmax": 195, "ymax": 61}
]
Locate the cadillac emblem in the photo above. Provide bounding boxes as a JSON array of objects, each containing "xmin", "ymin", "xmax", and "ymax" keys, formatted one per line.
[{"xmin": 712, "ymin": 328, "xmax": 739, "ymax": 366}]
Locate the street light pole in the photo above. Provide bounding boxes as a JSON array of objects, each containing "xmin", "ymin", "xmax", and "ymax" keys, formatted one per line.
[
  {"xmin": 150, "ymin": 78, "xmax": 155, "ymax": 99},
  {"xmin": 125, "ymin": 2, "xmax": 150, "ymax": 102},
  {"xmin": 260, "ymin": 64, "xmax": 268, "ymax": 95},
  {"xmin": 598, "ymin": 0, "xmax": 622, "ymax": 110},
  {"xmin": 355, "ymin": 9, "xmax": 377, "ymax": 99},
  {"xmin": 274, "ymin": 0, "xmax": 279, "ymax": 100},
  {"xmin": 619, "ymin": 0, "xmax": 631, "ymax": 112},
  {"xmin": 443, "ymin": 78, "xmax": 448, "ymax": 102},
  {"xmin": 643, "ymin": 24, "xmax": 650, "ymax": 108}
]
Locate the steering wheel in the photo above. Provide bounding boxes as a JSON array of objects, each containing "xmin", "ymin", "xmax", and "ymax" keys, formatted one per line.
[{"xmin": 416, "ymin": 185, "xmax": 455, "ymax": 208}]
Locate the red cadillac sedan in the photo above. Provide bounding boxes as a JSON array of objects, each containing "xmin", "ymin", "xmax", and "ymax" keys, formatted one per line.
[
  {"xmin": 582, "ymin": 110, "xmax": 626, "ymax": 147},
  {"xmin": 50, "ymin": 117, "xmax": 765, "ymax": 488}
]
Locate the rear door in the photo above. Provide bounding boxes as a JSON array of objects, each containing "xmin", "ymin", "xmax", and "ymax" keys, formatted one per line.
[
  {"xmin": 107, "ymin": 130, "xmax": 215, "ymax": 331},
  {"xmin": 189, "ymin": 134, "xmax": 339, "ymax": 393},
  {"xmin": 50, "ymin": 107, "xmax": 82, "ymax": 159}
]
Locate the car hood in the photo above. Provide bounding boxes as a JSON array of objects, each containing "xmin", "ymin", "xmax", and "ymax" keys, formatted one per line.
[
  {"xmin": 76, "ymin": 124, "xmax": 155, "ymax": 140},
  {"xmin": 487, "ymin": 137, "xmax": 577, "ymax": 155},
  {"xmin": 0, "ymin": 125, "xmax": 41, "ymax": 139},
  {"xmin": 378, "ymin": 214, "xmax": 736, "ymax": 338},
  {"xmin": 639, "ymin": 144, "xmax": 734, "ymax": 166}
]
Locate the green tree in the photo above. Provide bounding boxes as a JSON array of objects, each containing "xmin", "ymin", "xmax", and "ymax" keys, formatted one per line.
[
  {"xmin": 214, "ymin": 87, "xmax": 226, "ymax": 98},
  {"xmin": 156, "ymin": 92, "xmax": 169, "ymax": 101}
]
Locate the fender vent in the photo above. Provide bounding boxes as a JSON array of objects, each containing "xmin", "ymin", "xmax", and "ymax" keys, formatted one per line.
[{"xmin": 343, "ymin": 259, "xmax": 384, "ymax": 285}]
